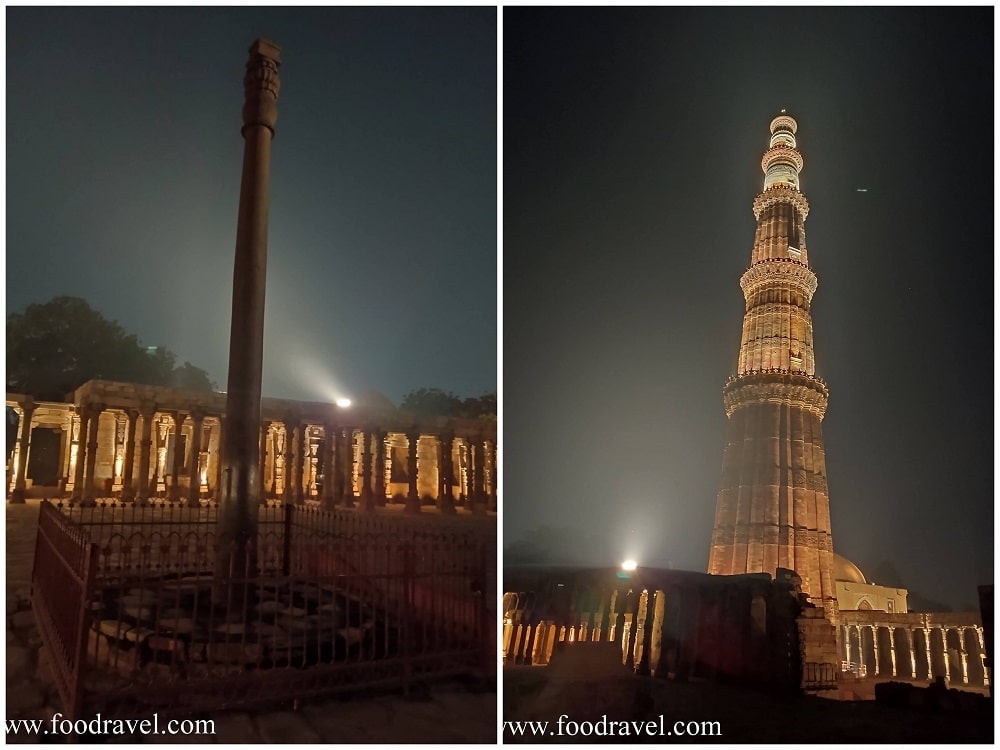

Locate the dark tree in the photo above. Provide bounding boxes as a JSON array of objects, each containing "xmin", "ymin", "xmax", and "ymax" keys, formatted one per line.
[
  {"xmin": 401, "ymin": 387, "xmax": 496, "ymax": 419},
  {"xmin": 171, "ymin": 360, "xmax": 215, "ymax": 391},
  {"xmin": 460, "ymin": 392, "xmax": 497, "ymax": 420},
  {"xmin": 401, "ymin": 387, "xmax": 463, "ymax": 415},
  {"xmin": 6, "ymin": 296, "xmax": 214, "ymax": 401}
]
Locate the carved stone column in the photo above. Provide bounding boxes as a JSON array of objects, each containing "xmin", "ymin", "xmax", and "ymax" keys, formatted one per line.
[
  {"xmin": 924, "ymin": 627, "xmax": 934, "ymax": 679},
  {"xmin": 438, "ymin": 431, "xmax": 456, "ymax": 514},
  {"xmin": 358, "ymin": 428, "xmax": 374, "ymax": 513},
  {"xmin": 455, "ymin": 440, "xmax": 466, "ymax": 505},
  {"xmin": 64, "ymin": 411, "xmax": 82, "ymax": 497},
  {"xmin": 373, "ymin": 428, "xmax": 387, "ymax": 507},
  {"xmin": 470, "ymin": 435, "xmax": 486, "ymax": 514},
  {"xmin": 9, "ymin": 400, "xmax": 35, "ymax": 503},
  {"xmin": 908, "ymin": 628, "xmax": 917, "ymax": 678},
  {"xmin": 71, "ymin": 408, "xmax": 90, "ymax": 503},
  {"xmin": 284, "ymin": 417, "xmax": 296, "ymax": 503},
  {"xmin": 170, "ymin": 412, "xmax": 187, "ymax": 502},
  {"xmin": 154, "ymin": 418, "xmax": 168, "ymax": 494},
  {"xmin": 333, "ymin": 427, "xmax": 348, "ymax": 507},
  {"xmin": 487, "ymin": 439, "xmax": 498, "ymax": 512},
  {"xmin": 958, "ymin": 628, "xmax": 969, "ymax": 684},
  {"xmin": 844, "ymin": 625, "xmax": 852, "ymax": 665},
  {"xmin": 343, "ymin": 429, "xmax": 357, "ymax": 508},
  {"xmin": 259, "ymin": 420, "xmax": 271, "ymax": 502},
  {"xmin": 187, "ymin": 410, "xmax": 205, "ymax": 506},
  {"xmin": 871, "ymin": 626, "xmax": 880, "ymax": 676},
  {"xmin": 214, "ymin": 415, "xmax": 226, "ymax": 500},
  {"xmin": 942, "ymin": 628, "xmax": 951, "ymax": 682},
  {"xmin": 199, "ymin": 421, "xmax": 212, "ymax": 496},
  {"xmin": 82, "ymin": 403, "xmax": 105, "ymax": 505},
  {"xmin": 7, "ymin": 406, "xmax": 22, "ymax": 494},
  {"xmin": 120, "ymin": 409, "xmax": 139, "ymax": 502},
  {"xmin": 296, "ymin": 424, "xmax": 308, "ymax": 504},
  {"xmin": 977, "ymin": 627, "xmax": 990, "ymax": 687},
  {"xmin": 135, "ymin": 405, "xmax": 156, "ymax": 505},
  {"xmin": 856, "ymin": 626, "xmax": 866, "ymax": 675},
  {"xmin": 272, "ymin": 424, "xmax": 285, "ymax": 497},
  {"xmin": 112, "ymin": 413, "xmax": 127, "ymax": 492},
  {"xmin": 305, "ymin": 428, "xmax": 318, "ymax": 497},
  {"xmin": 888, "ymin": 626, "xmax": 897, "ymax": 677},
  {"xmin": 321, "ymin": 423, "xmax": 336, "ymax": 509},
  {"xmin": 215, "ymin": 39, "xmax": 282, "ymax": 587},
  {"xmin": 405, "ymin": 429, "xmax": 421, "ymax": 514}
]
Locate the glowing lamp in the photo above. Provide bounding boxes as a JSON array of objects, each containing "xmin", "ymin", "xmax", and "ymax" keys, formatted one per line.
[
  {"xmin": 335, "ymin": 398, "xmax": 352, "ymax": 408},
  {"xmin": 621, "ymin": 559, "xmax": 638, "ymax": 572}
]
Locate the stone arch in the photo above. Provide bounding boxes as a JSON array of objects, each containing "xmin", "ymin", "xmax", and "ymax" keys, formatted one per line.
[{"xmin": 857, "ymin": 598, "xmax": 873, "ymax": 611}]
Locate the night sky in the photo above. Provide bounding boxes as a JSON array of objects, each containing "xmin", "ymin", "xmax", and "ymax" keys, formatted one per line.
[
  {"xmin": 7, "ymin": 7, "xmax": 496, "ymax": 406},
  {"xmin": 504, "ymin": 8, "xmax": 992, "ymax": 611}
]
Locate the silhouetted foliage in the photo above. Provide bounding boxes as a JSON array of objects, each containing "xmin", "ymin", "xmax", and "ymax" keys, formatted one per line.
[
  {"xmin": 6, "ymin": 296, "xmax": 214, "ymax": 401},
  {"xmin": 401, "ymin": 387, "xmax": 496, "ymax": 420},
  {"xmin": 170, "ymin": 360, "xmax": 214, "ymax": 391}
]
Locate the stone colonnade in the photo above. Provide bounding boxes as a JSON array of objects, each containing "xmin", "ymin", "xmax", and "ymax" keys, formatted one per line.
[
  {"xmin": 840, "ymin": 614, "xmax": 988, "ymax": 688},
  {"xmin": 6, "ymin": 382, "xmax": 497, "ymax": 513},
  {"xmin": 502, "ymin": 568, "xmax": 806, "ymax": 691}
]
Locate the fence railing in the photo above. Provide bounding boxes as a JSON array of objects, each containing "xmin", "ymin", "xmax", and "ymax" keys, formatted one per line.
[
  {"xmin": 32, "ymin": 499, "xmax": 492, "ymax": 720},
  {"xmin": 32, "ymin": 502, "xmax": 99, "ymax": 719}
]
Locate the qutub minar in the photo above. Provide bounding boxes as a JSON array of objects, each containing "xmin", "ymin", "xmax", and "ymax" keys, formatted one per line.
[{"xmin": 708, "ymin": 112, "xmax": 837, "ymax": 622}]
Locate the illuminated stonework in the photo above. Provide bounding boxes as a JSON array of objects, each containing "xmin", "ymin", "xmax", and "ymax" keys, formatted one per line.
[
  {"xmin": 5, "ymin": 380, "xmax": 497, "ymax": 515},
  {"xmin": 708, "ymin": 114, "xmax": 837, "ymax": 620}
]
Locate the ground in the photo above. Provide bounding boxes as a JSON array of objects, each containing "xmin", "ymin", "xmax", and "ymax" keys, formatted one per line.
[
  {"xmin": 503, "ymin": 666, "xmax": 992, "ymax": 743},
  {"xmin": 6, "ymin": 499, "xmax": 497, "ymax": 744}
]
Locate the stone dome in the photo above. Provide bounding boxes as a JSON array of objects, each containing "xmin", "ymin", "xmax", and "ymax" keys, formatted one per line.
[{"xmin": 832, "ymin": 553, "xmax": 867, "ymax": 584}]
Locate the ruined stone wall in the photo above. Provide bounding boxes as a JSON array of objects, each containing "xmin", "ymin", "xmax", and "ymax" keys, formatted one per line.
[
  {"xmin": 503, "ymin": 566, "xmax": 810, "ymax": 693},
  {"xmin": 797, "ymin": 607, "xmax": 839, "ymax": 690}
]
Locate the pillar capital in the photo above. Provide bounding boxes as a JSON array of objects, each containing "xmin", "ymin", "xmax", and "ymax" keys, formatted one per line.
[
  {"xmin": 242, "ymin": 39, "xmax": 281, "ymax": 136},
  {"xmin": 84, "ymin": 401, "xmax": 106, "ymax": 419}
]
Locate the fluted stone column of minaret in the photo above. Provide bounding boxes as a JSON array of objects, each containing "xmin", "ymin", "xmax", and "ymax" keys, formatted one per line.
[{"xmin": 708, "ymin": 113, "xmax": 837, "ymax": 621}]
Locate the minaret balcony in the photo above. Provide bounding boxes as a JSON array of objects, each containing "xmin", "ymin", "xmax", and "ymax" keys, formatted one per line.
[
  {"xmin": 752, "ymin": 185, "xmax": 810, "ymax": 220},
  {"xmin": 722, "ymin": 369, "xmax": 829, "ymax": 419},
  {"xmin": 740, "ymin": 258, "xmax": 818, "ymax": 299}
]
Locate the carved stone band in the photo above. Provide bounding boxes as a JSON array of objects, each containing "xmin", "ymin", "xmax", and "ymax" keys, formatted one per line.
[
  {"xmin": 752, "ymin": 184, "xmax": 810, "ymax": 221},
  {"xmin": 723, "ymin": 371, "xmax": 829, "ymax": 419},
  {"xmin": 740, "ymin": 258, "xmax": 818, "ymax": 300}
]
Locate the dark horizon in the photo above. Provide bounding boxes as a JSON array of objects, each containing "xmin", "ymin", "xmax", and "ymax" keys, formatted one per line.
[{"xmin": 503, "ymin": 7, "xmax": 992, "ymax": 611}]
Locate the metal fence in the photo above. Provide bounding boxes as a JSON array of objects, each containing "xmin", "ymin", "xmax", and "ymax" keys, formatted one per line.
[{"xmin": 32, "ymin": 499, "xmax": 491, "ymax": 720}]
